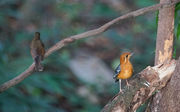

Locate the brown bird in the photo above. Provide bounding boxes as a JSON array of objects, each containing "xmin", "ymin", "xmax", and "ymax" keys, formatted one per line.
[
  {"xmin": 113, "ymin": 52, "xmax": 133, "ymax": 92},
  {"xmin": 30, "ymin": 32, "xmax": 45, "ymax": 71}
]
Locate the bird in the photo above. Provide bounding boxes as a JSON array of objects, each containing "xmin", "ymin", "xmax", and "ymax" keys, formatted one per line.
[
  {"xmin": 113, "ymin": 52, "xmax": 133, "ymax": 93},
  {"xmin": 30, "ymin": 32, "xmax": 45, "ymax": 71}
]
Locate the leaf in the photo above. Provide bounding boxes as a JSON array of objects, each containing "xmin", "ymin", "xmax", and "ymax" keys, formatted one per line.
[
  {"xmin": 173, "ymin": 46, "xmax": 176, "ymax": 59},
  {"xmin": 156, "ymin": 11, "xmax": 159, "ymax": 26},
  {"xmin": 175, "ymin": 2, "xmax": 180, "ymax": 12},
  {"xmin": 176, "ymin": 22, "xmax": 180, "ymax": 40},
  {"xmin": 175, "ymin": 3, "xmax": 180, "ymax": 19}
]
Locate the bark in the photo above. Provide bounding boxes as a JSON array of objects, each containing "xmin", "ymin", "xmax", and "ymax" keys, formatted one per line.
[
  {"xmin": 150, "ymin": 57, "xmax": 180, "ymax": 112},
  {"xmin": 152, "ymin": 0, "xmax": 177, "ymax": 111},
  {"xmin": 101, "ymin": 60, "xmax": 176, "ymax": 112},
  {"xmin": 154, "ymin": 0, "xmax": 175, "ymax": 65}
]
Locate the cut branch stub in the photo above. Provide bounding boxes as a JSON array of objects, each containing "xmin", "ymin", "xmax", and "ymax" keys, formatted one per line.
[
  {"xmin": 101, "ymin": 60, "xmax": 176, "ymax": 112},
  {"xmin": 140, "ymin": 66, "xmax": 159, "ymax": 84}
]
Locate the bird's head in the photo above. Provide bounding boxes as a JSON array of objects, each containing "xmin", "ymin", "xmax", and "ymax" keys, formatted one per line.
[
  {"xmin": 34, "ymin": 32, "xmax": 40, "ymax": 40},
  {"xmin": 120, "ymin": 52, "xmax": 133, "ymax": 64}
]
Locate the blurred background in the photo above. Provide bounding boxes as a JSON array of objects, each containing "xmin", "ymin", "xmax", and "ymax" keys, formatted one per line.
[{"xmin": 0, "ymin": 0, "xmax": 180, "ymax": 112}]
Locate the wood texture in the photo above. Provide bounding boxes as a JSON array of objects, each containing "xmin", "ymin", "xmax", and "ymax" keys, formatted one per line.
[
  {"xmin": 101, "ymin": 60, "xmax": 176, "ymax": 112},
  {"xmin": 155, "ymin": 0, "xmax": 175, "ymax": 65},
  {"xmin": 152, "ymin": 0, "xmax": 177, "ymax": 111},
  {"xmin": 150, "ymin": 58, "xmax": 180, "ymax": 112}
]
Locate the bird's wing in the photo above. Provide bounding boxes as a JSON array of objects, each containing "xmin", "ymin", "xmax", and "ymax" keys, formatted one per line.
[
  {"xmin": 113, "ymin": 64, "xmax": 121, "ymax": 82},
  {"xmin": 115, "ymin": 64, "xmax": 121, "ymax": 74},
  {"xmin": 41, "ymin": 41, "xmax": 45, "ymax": 48}
]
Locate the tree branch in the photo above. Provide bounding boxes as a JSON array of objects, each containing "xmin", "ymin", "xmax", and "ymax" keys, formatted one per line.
[
  {"xmin": 101, "ymin": 60, "xmax": 176, "ymax": 112},
  {"xmin": 0, "ymin": 1, "xmax": 179, "ymax": 93},
  {"xmin": 152, "ymin": 0, "xmax": 177, "ymax": 111}
]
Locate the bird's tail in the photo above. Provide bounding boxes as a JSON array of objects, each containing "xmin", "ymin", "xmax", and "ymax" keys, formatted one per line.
[
  {"xmin": 113, "ymin": 75, "xmax": 119, "ymax": 82},
  {"xmin": 34, "ymin": 56, "xmax": 44, "ymax": 71}
]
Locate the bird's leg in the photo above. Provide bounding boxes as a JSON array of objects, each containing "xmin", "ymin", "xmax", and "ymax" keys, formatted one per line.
[
  {"xmin": 119, "ymin": 79, "xmax": 123, "ymax": 93},
  {"xmin": 126, "ymin": 79, "xmax": 131, "ymax": 89},
  {"xmin": 38, "ymin": 56, "xmax": 44, "ymax": 71},
  {"xmin": 34, "ymin": 56, "xmax": 43, "ymax": 71}
]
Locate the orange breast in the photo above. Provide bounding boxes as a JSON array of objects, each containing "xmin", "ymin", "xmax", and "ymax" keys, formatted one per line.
[{"xmin": 117, "ymin": 62, "xmax": 133, "ymax": 79}]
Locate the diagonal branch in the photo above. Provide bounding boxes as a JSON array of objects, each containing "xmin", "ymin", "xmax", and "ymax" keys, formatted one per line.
[{"xmin": 0, "ymin": 1, "xmax": 179, "ymax": 93}]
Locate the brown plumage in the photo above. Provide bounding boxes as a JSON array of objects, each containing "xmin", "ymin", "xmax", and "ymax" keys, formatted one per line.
[
  {"xmin": 30, "ymin": 32, "xmax": 45, "ymax": 71},
  {"xmin": 113, "ymin": 52, "xmax": 133, "ymax": 92},
  {"xmin": 118, "ymin": 52, "xmax": 133, "ymax": 79}
]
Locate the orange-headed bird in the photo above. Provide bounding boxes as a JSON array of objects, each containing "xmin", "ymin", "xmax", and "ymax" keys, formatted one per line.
[
  {"xmin": 113, "ymin": 52, "xmax": 133, "ymax": 92},
  {"xmin": 30, "ymin": 32, "xmax": 45, "ymax": 71}
]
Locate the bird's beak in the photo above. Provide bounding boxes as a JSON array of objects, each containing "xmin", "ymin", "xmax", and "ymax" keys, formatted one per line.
[{"xmin": 130, "ymin": 52, "xmax": 134, "ymax": 57}]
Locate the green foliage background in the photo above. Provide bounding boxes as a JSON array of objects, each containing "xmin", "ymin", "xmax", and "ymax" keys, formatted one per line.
[{"xmin": 0, "ymin": 0, "xmax": 180, "ymax": 112}]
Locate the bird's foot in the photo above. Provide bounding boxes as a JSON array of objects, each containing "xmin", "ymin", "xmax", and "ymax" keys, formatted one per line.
[
  {"xmin": 35, "ymin": 65, "xmax": 44, "ymax": 72},
  {"xmin": 126, "ymin": 80, "xmax": 132, "ymax": 89},
  {"xmin": 126, "ymin": 83, "xmax": 132, "ymax": 89},
  {"xmin": 119, "ymin": 89, "xmax": 124, "ymax": 93},
  {"xmin": 38, "ymin": 66, "xmax": 44, "ymax": 71}
]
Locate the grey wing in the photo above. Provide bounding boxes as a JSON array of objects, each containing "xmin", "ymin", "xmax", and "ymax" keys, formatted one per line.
[{"xmin": 113, "ymin": 64, "xmax": 121, "ymax": 82}]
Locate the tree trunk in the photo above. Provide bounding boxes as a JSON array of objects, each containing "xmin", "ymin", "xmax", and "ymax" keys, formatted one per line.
[
  {"xmin": 150, "ymin": 57, "xmax": 180, "ymax": 112},
  {"xmin": 152, "ymin": 0, "xmax": 177, "ymax": 111},
  {"xmin": 154, "ymin": 0, "xmax": 175, "ymax": 65}
]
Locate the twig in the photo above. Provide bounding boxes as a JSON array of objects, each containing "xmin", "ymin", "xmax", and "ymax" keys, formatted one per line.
[{"xmin": 0, "ymin": 1, "xmax": 179, "ymax": 93}]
